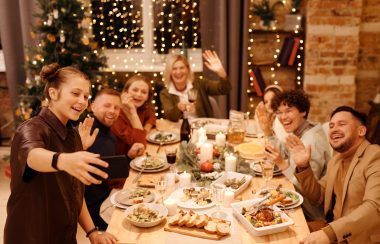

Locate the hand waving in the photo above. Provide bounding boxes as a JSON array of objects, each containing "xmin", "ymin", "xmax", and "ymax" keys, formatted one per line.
[
  {"xmin": 202, "ymin": 50, "xmax": 227, "ymax": 79},
  {"xmin": 78, "ymin": 117, "xmax": 99, "ymax": 150},
  {"xmin": 285, "ymin": 135, "xmax": 311, "ymax": 168},
  {"xmin": 256, "ymin": 102, "xmax": 275, "ymax": 136}
]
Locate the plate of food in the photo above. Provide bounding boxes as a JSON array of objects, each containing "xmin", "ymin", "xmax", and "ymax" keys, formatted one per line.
[
  {"xmin": 231, "ymin": 199, "xmax": 294, "ymax": 236},
  {"xmin": 110, "ymin": 188, "xmax": 155, "ymax": 208},
  {"xmin": 170, "ymin": 187, "xmax": 215, "ymax": 210},
  {"xmin": 147, "ymin": 131, "xmax": 180, "ymax": 145},
  {"xmin": 211, "ymin": 171, "xmax": 252, "ymax": 196},
  {"xmin": 256, "ymin": 188, "xmax": 303, "ymax": 209},
  {"xmin": 125, "ymin": 203, "xmax": 168, "ymax": 228},
  {"xmin": 130, "ymin": 156, "xmax": 170, "ymax": 173},
  {"xmin": 250, "ymin": 161, "xmax": 282, "ymax": 176}
]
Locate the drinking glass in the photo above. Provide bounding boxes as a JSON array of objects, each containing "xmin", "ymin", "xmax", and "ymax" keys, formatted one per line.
[
  {"xmin": 165, "ymin": 148, "xmax": 177, "ymax": 173},
  {"xmin": 261, "ymin": 160, "xmax": 274, "ymax": 190},
  {"xmin": 155, "ymin": 180, "xmax": 168, "ymax": 204},
  {"xmin": 187, "ymin": 88, "xmax": 198, "ymax": 104},
  {"xmin": 211, "ymin": 183, "xmax": 227, "ymax": 219}
]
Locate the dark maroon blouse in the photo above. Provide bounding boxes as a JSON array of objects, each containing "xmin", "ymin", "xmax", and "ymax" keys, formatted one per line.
[{"xmin": 4, "ymin": 107, "xmax": 84, "ymax": 244}]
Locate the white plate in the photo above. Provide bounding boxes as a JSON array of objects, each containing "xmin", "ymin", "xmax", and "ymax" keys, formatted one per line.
[
  {"xmin": 147, "ymin": 131, "xmax": 180, "ymax": 145},
  {"xmin": 250, "ymin": 161, "xmax": 282, "ymax": 176},
  {"xmin": 125, "ymin": 203, "xmax": 168, "ymax": 228},
  {"xmin": 255, "ymin": 188, "xmax": 304, "ymax": 210},
  {"xmin": 169, "ymin": 187, "xmax": 215, "ymax": 210},
  {"xmin": 110, "ymin": 189, "xmax": 155, "ymax": 208},
  {"xmin": 211, "ymin": 172, "xmax": 252, "ymax": 196},
  {"xmin": 131, "ymin": 156, "xmax": 166, "ymax": 170},
  {"xmin": 231, "ymin": 199, "xmax": 294, "ymax": 236}
]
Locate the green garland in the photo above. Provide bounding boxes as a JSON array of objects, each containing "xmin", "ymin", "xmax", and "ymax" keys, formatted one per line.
[{"xmin": 177, "ymin": 141, "xmax": 251, "ymax": 186}]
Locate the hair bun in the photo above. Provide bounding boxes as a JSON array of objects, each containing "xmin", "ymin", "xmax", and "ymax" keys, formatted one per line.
[{"xmin": 40, "ymin": 63, "xmax": 60, "ymax": 83}]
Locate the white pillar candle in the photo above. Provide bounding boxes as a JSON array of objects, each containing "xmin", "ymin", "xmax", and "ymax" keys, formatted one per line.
[
  {"xmin": 215, "ymin": 132, "xmax": 226, "ymax": 147},
  {"xmin": 164, "ymin": 198, "xmax": 177, "ymax": 216},
  {"xmin": 224, "ymin": 189, "xmax": 235, "ymax": 207},
  {"xmin": 200, "ymin": 143, "xmax": 213, "ymax": 163},
  {"xmin": 179, "ymin": 171, "xmax": 191, "ymax": 188},
  {"xmin": 198, "ymin": 127, "xmax": 206, "ymax": 138},
  {"xmin": 166, "ymin": 173, "xmax": 176, "ymax": 186},
  {"xmin": 225, "ymin": 153, "xmax": 237, "ymax": 172}
]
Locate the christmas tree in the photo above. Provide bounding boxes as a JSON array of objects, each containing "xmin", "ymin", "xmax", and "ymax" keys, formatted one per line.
[{"xmin": 17, "ymin": 0, "xmax": 107, "ymax": 122}]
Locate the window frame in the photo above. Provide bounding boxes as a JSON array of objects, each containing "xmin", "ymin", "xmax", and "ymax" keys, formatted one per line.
[{"xmin": 99, "ymin": 0, "xmax": 203, "ymax": 72}]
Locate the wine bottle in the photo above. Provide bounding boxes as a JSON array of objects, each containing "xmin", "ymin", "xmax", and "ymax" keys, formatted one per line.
[{"xmin": 180, "ymin": 111, "xmax": 191, "ymax": 142}]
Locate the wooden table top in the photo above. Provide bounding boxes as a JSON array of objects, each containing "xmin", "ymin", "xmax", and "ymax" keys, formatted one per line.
[{"xmin": 106, "ymin": 119, "xmax": 310, "ymax": 243}]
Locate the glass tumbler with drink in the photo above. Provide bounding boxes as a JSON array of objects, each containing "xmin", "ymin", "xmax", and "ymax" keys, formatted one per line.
[
  {"xmin": 156, "ymin": 179, "xmax": 168, "ymax": 204},
  {"xmin": 211, "ymin": 183, "xmax": 227, "ymax": 219},
  {"xmin": 260, "ymin": 159, "xmax": 274, "ymax": 190}
]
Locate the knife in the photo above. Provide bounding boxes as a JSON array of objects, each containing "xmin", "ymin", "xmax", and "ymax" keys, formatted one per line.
[{"xmin": 132, "ymin": 157, "xmax": 147, "ymax": 184}]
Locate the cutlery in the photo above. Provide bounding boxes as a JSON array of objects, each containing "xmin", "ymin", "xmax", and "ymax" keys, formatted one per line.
[
  {"xmin": 132, "ymin": 154, "xmax": 149, "ymax": 184},
  {"xmin": 100, "ymin": 194, "xmax": 129, "ymax": 214},
  {"xmin": 156, "ymin": 141, "xmax": 164, "ymax": 153}
]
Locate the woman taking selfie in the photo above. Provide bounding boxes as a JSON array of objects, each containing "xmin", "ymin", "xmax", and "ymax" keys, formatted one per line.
[{"xmin": 4, "ymin": 63, "xmax": 117, "ymax": 244}]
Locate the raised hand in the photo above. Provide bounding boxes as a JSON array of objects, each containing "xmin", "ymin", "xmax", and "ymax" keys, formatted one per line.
[
  {"xmin": 78, "ymin": 117, "xmax": 99, "ymax": 150},
  {"xmin": 285, "ymin": 134, "xmax": 311, "ymax": 169},
  {"xmin": 202, "ymin": 50, "xmax": 227, "ymax": 79},
  {"xmin": 58, "ymin": 151, "xmax": 109, "ymax": 185},
  {"xmin": 265, "ymin": 142, "xmax": 288, "ymax": 171},
  {"xmin": 256, "ymin": 102, "xmax": 275, "ymax": 136},
  {"xmin": 121, "ymin": 93, "xmax": 137, "ymax": 115}
]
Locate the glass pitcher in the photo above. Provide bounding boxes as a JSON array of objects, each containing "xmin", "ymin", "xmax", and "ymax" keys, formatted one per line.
[{"xmin": 227, "ymin": 110, "xmax": 246, "ymax": 144}]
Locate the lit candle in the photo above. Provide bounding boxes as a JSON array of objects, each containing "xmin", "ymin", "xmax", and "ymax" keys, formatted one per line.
[
  {"xmin": 224, "ymin": 189, "xmax": 235, "ymax": 207},
  {"xmin": 179, "ymin": 171, "xmax": 191, "ymax": 188},
  {"xmin": 200, "ymin": 143, "xmax": 213, "ymax": 163},
  {"xmin": 225, "ymin": 153, "xmax": 237, "ymax": 172},
  {"xmin": 164, "ymin": 198, "xmax": 177, "ymax": 216},
  {"xmin": 215, "ymin": 132, "xmax": 226, "ymax": 147}
]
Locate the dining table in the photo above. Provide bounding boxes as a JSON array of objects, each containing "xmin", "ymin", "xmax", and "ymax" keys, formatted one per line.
[{"xmin": 105, "ymin": 119, "xmax": 310, "ymax": 244}]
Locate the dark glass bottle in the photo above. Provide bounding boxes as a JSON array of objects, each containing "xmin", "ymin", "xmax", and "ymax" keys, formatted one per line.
[{"xmin": 180, "ymin": 111, "xmax": 191, "ymax": 142}]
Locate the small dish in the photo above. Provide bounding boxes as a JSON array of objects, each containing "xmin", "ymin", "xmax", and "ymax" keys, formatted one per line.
[
  {"xmin": 169, "ymin": 187, "xmax": 215, "ymax": 209},
  {"xmin": 110, "ymin": 188, "xmax": 154, "ymax": 207},
  {"xmin": 211, "ymin": 171, "xmax": 252, "ymax": 196},
  {"xmin": 125, "ymin": 203, "xmax": 168, "ymax": 228},
  {"xmin": 147, "ymin": 131, "xmax": 180, "ymax": 145},
  {"xmin": 255, "ymin": 188, "xmax": 303, "ymax": 210},
  {"xmin": 231, "ymin": 199, "xmax": 294, "ymax": 236},
  {"xmin": 249, "ymin": 161, "xmax": 282, "ymax": 176},
  {"xmin": 132, "ymin": 156, "xmax": 166, "ymax": 170}
]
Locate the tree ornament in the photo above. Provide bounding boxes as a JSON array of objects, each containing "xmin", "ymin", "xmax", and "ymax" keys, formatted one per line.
[
  {"xmin": 30, "ymin": 31, "xmax": 36, "ymax": 39},
  {"xmin": 81, "ymin": 36, "xmax": 90, "ymax": 45},
  {"xmin": 53, "ymin": 9, "xmax": 59, "ymax": 19},
  {"xmin": 47, "ymin": 15, "xmax": 53, "ymax": 26},
  {"xmin": 46, "ymin": 34, "xmax": 56, "ymax": 42},
  {"xmin": 60, "ymin": 32, "xmax": 65, "ymax": 43}
]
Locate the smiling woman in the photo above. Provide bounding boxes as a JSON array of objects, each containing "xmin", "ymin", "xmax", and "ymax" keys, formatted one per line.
[{"xmin": 4, "ymin": 63, "xmax": 117, "ymax": 244}]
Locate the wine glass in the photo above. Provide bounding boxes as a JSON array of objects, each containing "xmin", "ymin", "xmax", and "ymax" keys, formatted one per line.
[
  {"xmin": 155, "ymin": 180, "xmax": 168, "ymax": 204},
  {"xmin": 186, "ymin": 88, "xmax": 198, "ymax": 112},
  {"xmin": 165, "ymin": 148, "xmax": 177, "ymax": 173},
  {"xmin": 260, "ymin": 159, "xmax": 274, "ymax": 190},
  {"xmin": 211, "ymin": 183, "xmax": 227, "ymax": 219},
  {"xmin": 187, "ymin": 88, "xmax": 198, "ymax": 104}
]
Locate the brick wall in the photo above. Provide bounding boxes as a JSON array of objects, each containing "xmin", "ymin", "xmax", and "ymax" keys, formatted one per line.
[
  {"xmin": 305, "ymin": 0, "xmax": 362, "ymax": 122},
  {"xmin": 356, "ymin": 0, "xmax": 380, "ymax": 113}
]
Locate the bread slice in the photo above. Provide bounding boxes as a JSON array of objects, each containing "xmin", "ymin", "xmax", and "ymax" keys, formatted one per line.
[
  {"xmin": 216, "ymin": 222, "xmax": 230, "ymax": 236},
  {"xmin": 185, "ymin": 213, "xmax": 199, "ymax": 227},
  {"xmin": 204, "ymin": 220, "xmax": 217, "ymax": 234},
  {"xmin": 168, "ymin": 212, "xmax": 182, "ymax": 225},
  {"xmin": 195, "ymin": 214, "xmax": 209, "ymax": 228},
  {"xmin": 178, "ymin": 211, "xmax": 191, "ymax": 226}
]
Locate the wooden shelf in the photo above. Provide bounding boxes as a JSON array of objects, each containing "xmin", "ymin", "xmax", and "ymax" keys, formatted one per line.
[{"xmin": 249, "ymin": 29, "xmax": 304, "ymax": 35}]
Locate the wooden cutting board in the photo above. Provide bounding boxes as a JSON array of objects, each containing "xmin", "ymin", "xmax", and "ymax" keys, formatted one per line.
[
  {"xmin": 137, "ymin": 175, "xmax": 158, "ymax": 188},
  {"xmin": 164, "ymin": 218, "xmax": 230, "ymax": 240}
]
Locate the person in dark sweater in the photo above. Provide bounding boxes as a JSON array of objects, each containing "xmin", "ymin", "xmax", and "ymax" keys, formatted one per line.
[{"xmin": 84, "ymin": 88, "xmax": 144, "ymax": 230}]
